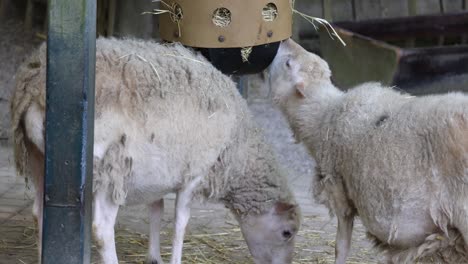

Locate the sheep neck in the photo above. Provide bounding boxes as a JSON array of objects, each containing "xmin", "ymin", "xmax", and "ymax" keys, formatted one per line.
[
  {"xmin": 208, "ymin": 125, "xmax": 295, "ymax": 217},
  {"xmin": 284, "ymin": 81, "xmax": 344, "ymax": 157}
]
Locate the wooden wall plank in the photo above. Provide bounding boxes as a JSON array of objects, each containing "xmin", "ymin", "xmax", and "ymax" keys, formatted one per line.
[
  {"xmin": 0, "ymin": 0, "xmax": 7, "ymax": 20},
  {"xmin": 352, "ymin": 0, "xmax": 410, "ymax": 19},
  {"xmin": 441, "ymin": 0, "xmax": 463, "ymax": 13},
  {"xmin": 323, "ymin": 0, "xmax": 332, "ymax": 20},
  {"xmin": 294, "ymin": 0, "xmax": 323, "ymax": 37},
  {"xmin": 114, "ymin": 0, "xmax": 155, "ymax": 39},
  {"xmin": 24, "ymin": 0, "xmax": 34, "ymax": 30},
  {"xmin": 380, "ymin": 0, "xmax": 409, "ymax": 17},
  {"xmin": 107, "ymin": 0, "xmax": 116, "ymax": 36},
  {"xmin": 415, "ymin": 0, "xmax": 441, "ymax": 14},
  {"xmin": 355, "ymin": 0, "xmax": 382, "ymax": 20},
  {"xmin": 329, "ymin": 0, "xmax": 354, "ymax": 21},
  {"xmin": 97, "ymin": 0, "xmax": 106, "ymax": 36}
]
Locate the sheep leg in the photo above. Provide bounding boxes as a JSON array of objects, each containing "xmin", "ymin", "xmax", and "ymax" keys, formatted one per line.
[
  {"xmin": 92, "ymin": 191, "xmax": 120, "ymax": 264},
  {"xmin": 28, "ymin": 144, "xmax": 44, "ymax": 259},
  {"xmin": 32, "ymin": 177, "xmax": 43, "ymax": 258},
  {"xmin": 170, "ymin": 176, "xmax": 203, "ymax": 264},
  {"xmin": 335, "ymin": 214, "xmax": 354, "ymax": 264},
  {"xmin": 32, "ymin": 175, "xmax": 44, "ymax": 262},
  {"xmin": 147, "ymin": 199, "xmax": 164, "ymax": 264}
]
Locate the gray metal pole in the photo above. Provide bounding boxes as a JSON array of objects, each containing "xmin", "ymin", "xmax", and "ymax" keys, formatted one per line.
[
  {"xmin": 43, "ymin": 1, "xmax": 96, "ymax": 263},
  {"xmin": 233, "ymin": 75, "xmax": 249, "ymax": 98}
]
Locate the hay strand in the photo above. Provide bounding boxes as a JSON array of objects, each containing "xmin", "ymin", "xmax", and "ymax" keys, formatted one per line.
[
  {"xmin": 1, "ymin": 215, "xmax": 379, "ymax": 264},
  {"xmin": 143, "ymin": 0, "xmax": 182, "ymax": 37},
  {"xmin": 134, "ymin": 54, "xmax": 162, "ymax": 83},
  {"xmin": 118, "ymin": 53, "xmax": 161, "ymax": 83},
  {"xmin": 292, "ymin": 9, "xmax": 346, "ymax": 46},
  {"xmin": 160, "ymin": 53, "xmax": 207, "ymax": 64}
]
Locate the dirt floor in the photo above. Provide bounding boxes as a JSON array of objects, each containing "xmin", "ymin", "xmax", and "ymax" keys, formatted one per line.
[{"xmin": 0, "ymin": 104, "xmax": 377, "ymax": 264}]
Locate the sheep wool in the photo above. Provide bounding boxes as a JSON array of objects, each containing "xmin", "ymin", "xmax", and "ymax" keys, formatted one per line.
[
  {"xmin": 11, "ymin": 38, "xmax": 300, "ymax": 264},
  {"xmin": 269, "ymin": 39, "xmax": 468, "ymax": 263}
]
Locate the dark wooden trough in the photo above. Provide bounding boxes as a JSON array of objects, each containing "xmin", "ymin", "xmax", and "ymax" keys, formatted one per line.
[{"xmin": 319, "ymin": 12, "xmax": 468, "ymax": 91}]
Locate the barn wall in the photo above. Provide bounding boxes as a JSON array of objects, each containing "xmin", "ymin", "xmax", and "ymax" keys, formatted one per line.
[
  {"xmin": 294, "ymin": 0, "xmax": 467, "ymax": 52},
  {"xmin": 98, "ymin": 0, "xmax": 159, "ymax": 39}
]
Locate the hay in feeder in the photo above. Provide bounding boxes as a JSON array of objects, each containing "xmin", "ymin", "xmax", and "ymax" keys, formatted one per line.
[
  {"xmin": 241, "ymin": 47, "xmax": 253, "ymax": 63},
  {"xmin": 262, "ymin": 3, "xmax": 278, "ymax": 22},
  {"xmin": 169, "ymin": 3, "xmax": 183, "ymax": 23},
  {"xmin": 212, "ymin": 8, "xmax": 232, "ymax": 27}
]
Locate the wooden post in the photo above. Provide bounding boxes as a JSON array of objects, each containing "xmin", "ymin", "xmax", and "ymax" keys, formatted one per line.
[
  {"xmin": 438, "ymin": 0, "xmax": 445, "ymax": 46},
  {"xmin": 97, "ymin": 0, "xmax": 105, "ymax": 35},
  {"xmin": 239, "ymin": 75, "xmax": 249, "ymax": 98},
  {"xmin": 406, "ymin": 0, "xmax": 417, "ymax": 47},
  {"xmin": 291, "ymin": 0, "xmax": 300, "ymax": 41},
  {"xmin": 462, "ymin": 0, "xmax": 467, "ymax": 44},
  {"xmin": 233, "ymin": 75, "xmax": 249, "ymax": 98},
  {"xmin": 42, "ymin": 0, "xmax": 96, "ymax": 263},
  {"xmin": 322, "ymin": 0, "xmax": 333, "ymax": 21},
  {"xmin": 0, "ymin": 0, "xmax": 7, "ymax": 21},
  {"xmin": 107, "ymin": 0, "xmax": 116, "ymax": 36},
  {"xmin": 24, "ymin": 0, "xmax": 34, "ymax": 31},
  {"xmin": 407, "ymin": 0, "xmax": 417, "ymax": 15}
]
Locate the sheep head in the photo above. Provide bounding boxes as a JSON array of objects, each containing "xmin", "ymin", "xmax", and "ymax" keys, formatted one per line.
[
  {"xmin": 237, "ymin": 201, "xmax": 300, "ymax": 264},
  {"xmin": 268, "ymin": 38, "xmax": 332, "ymax": 107}
]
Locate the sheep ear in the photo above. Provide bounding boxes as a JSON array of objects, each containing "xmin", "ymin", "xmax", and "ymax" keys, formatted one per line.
[
  {"xmin": 294, "ymin": 82, "xmax": 305, "ymax": 98},
  {"xmin": 291, "ymin": 70, "xmax": 305, "ymax": 98},
  {"xmin": 274, "ymin": 202, "xmax": 297, "ymax": 215}
]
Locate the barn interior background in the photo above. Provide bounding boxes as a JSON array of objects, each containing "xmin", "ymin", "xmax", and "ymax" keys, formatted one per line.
[
  {"xmin": 0, "ymin": 0, "xmax": 467, "ymax": 263},
  {"xmin": 1, "ymin": 0, "xmax": 468, "ymax": 140}
]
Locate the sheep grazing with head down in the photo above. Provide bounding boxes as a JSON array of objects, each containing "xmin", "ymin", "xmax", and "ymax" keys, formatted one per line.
[
  {"xmin": 268, "ymin": 39, "xmax": 468, "ymax": 263},
  {"xmin": 11, "ymin": 38, "xmax": 301, "ymax": 264}
]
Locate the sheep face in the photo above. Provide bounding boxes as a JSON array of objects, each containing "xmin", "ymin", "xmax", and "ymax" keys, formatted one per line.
[
  {"xmin": 268, "ymin": 39, "xmax": 331, "ymax": 107},
  {"xmin": 238, "ymin": 202, "xmax": 300, "ymax": 264}
]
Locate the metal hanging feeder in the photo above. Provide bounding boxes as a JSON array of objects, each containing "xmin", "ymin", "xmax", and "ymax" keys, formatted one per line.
[{"xmin": 158, "ymin": 0, "xmax": 292, "ymax": 74}]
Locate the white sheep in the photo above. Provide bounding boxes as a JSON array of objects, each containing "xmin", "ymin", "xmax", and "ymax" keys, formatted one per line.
[
  {"xmin": 11, "ymin": 38, "xmax": 301, "ymax": 264},
  {"xmin": 268, "ymin": 39, "xmax": 468, "ymax": 263}
]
